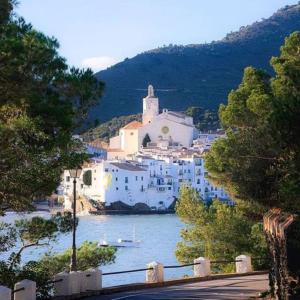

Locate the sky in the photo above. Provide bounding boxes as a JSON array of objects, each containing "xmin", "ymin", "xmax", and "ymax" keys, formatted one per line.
[{"xmin": 16, "ymin": 0, "xmax": 298, "ymax": 72}]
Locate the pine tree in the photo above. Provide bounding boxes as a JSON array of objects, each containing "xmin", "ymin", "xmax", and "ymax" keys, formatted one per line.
[
  {"xmin": 142, "ymin": 133, "xmax": 151, "ymax": 147},
  {"xmin": 205, "ymin": 32, "xmax": 300, "ymax": 298}
]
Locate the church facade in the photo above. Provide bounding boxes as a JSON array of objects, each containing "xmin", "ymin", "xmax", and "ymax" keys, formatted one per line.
[{"xmin": 108, "ymin": 85, "xmax": 197, "ymax": 159}]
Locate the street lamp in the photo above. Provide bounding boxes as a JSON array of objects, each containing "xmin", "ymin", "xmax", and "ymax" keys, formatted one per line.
[{"xmin": 69, "ymin": 167, "xmax": 82, "ymax": 271}]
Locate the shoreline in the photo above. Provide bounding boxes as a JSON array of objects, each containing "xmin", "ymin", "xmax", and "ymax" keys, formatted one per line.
[{"xmin": 90, "ymin": 209, "xmax": 175, "ymax": 215}]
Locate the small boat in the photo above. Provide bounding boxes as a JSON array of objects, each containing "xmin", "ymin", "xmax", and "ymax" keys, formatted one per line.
[{"xmin": 98, "ymin": 226, "xmax": 141, "ymax": 248}]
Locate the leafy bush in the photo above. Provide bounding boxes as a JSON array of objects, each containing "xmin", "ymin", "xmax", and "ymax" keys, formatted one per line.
[
  {"xmin": 40, "ymin": 241, "xmax": 116, "ymax": 275},
  {"xmin": 83, "ymin": 170, "xmax": 92, "ymax": 186},
  {"xmin": 175, "ymin": 186, "xmax": 268, "ymax": 273}
]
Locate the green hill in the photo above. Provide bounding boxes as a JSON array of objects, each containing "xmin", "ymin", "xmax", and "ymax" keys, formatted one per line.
[{"xmin": 87, "ymin": 3, "xmax": 300, "ymax": 124}]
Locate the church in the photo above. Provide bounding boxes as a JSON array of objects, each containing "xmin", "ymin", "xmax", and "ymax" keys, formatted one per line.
[{"xmin": 108, "ymin": 85, "xmax": 197, "ymax": 159}]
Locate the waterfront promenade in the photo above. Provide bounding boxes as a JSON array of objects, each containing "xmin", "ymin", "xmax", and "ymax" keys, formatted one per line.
[{"xmin": 86, "ymin": 273, "xmax": 268, "ymax": 300}]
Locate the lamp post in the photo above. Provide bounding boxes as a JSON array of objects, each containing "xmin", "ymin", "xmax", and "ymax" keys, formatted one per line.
[{"xmin": 69, "ymin": 167, "xmax": 82, "ymax": 272}]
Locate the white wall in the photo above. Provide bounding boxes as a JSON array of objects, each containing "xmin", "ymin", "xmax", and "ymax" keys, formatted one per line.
[
  {"xmin": 120, "ymin": 128, "xmax": 139, "ymax": 154},
  {"xmin": 139, "ymin": 118, "xmax": 194, "ymax": 148},
  {"xmin": 109, "ymin": 136, "xmax": 121, "ymax": 149}
]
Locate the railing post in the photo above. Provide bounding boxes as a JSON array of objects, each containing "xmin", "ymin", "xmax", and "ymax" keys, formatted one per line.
[
  {"xmin": 194, "ymin": 257, "xmax": 211, "ymax": 277},
  {"xmin": 146, "ymin": 261, "xmax": 164, "ymax": 283},
  {"xmin": 14, "ymin": 279, "xmax": 36, "ymax": 300},
  {"xmin": 83, "ymin": 268, "xmax": 102, "ymax": 292},
  {"xmin": 69, "ymin": 271, "xmax": 81, "ymax": 295},
  {"xmin": 0, "ymin": 286, "xmax": 11, "ymax": 300},
  {"xmin": 236, "ymin": 255, "xmax": 252, "ymax": 273},
  {"xmin": 53, "ymin": 271, "xmax": 72, "ymax": 296},
  {"xmin": 78, "ymin": 271, "xmax": 85, "ymax": 293}
]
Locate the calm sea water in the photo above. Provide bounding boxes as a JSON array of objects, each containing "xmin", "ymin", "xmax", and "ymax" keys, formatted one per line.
[{"xmin": 1, "ymin": 212, "xmax": 193, "ymax": 287}]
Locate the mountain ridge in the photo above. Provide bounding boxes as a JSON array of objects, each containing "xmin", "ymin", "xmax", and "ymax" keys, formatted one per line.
[{"xmin": 88, "ymin": 3, "xmax": 300, "ymax": 125}]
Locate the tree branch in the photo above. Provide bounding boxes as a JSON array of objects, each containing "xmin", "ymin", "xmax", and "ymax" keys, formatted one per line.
[{"xmin": 8, "ymin": 241, "xmax": 50, "ymax": 270}]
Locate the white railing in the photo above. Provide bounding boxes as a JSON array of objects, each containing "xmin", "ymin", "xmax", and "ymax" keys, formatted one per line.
[{"xmin": 0, "ymin": 255, "xmax": 256, "ymax": 300}]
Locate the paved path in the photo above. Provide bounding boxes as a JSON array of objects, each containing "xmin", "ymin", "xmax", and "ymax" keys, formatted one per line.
[{"xmin": 87, "ymin": 274, "xmax": 268, "ymax": 300}]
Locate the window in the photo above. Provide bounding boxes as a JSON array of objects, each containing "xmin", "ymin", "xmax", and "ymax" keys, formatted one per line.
[
  {"xmin": 116, "ymin": 187, "xmax": 119, "ymax": 190},
  {"xmin": 81, "ymin": 184, "xmax": 83, "ymax": 188},
  {"xmin": 66, "ymin": 176, "xmax": 70, "ymax": 182},
  {"xmin": 135, "ymin": 176, "xmax": 138, "ymax": 181},
  {"xmin": 197, "ymin": 179, "xmax": 200, "ymax": 184},
  {"xmin": 188, "ymin": 169, "xmax": 191, "ymax": 173},
  {"xmin": 141, "ymin": 176, "xmax": 144, "ymax": 181},
  {"xmin": 125, "ymin": 177, "xmax": 128, "ymax": 183},
  {"xmin": 211, "ymin": 187, "xmax": 213, "ymax": 191},
  {"xmin": 215, "ymin": 187, "xmax": 217, "ymax": 191},
  {"xmin": 105, "ymin": 168, "xmax": 109, "ymax": 172},
  {"xmin": 116, "ymin": 177, "xmax": 118, "ymax": 181},
  {"xmin": 125, "ymin": 186, "xmax": 128, "ymax": 191},
  {"xmin": 168, "ymin": 187, "xmax": 171, "ymax": 190},
  {"xmin": 112, "ymin": 169, "xmax": 114, "ymax": 172},
  {"xmin": 166, "ymin": 171, "xmax": 168, "ymax": 175},
  {"xmin": 130, "ymin": 132, "xmax": 134, "ymax": 135},
  {"xmin": 94, "ymin": 170, "xmax": 96, "ymax": 173}
]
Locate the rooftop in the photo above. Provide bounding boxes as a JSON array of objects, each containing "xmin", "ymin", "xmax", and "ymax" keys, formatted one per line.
[
  {"xmin": 167, "ymin": 111, "xmax": 187, "ymax": 119},
  {"xmin": 110, "ymin": 162, "xmax": 146, "ymax": 172},
  {"xmin": 122, "ymin": 121, "xmax": 143, "ymax": 130}
]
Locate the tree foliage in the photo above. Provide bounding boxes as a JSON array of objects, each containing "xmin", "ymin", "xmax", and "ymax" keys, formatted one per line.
[
  {"xmin": 142, "ymin": 133, "xmax": 151, "ymax": 147},
  {"xmin": 185, "ymin": 106, "xmax": 220, "ymax": 132},
  {"xmin": 0, "ymin": 213, "xmax": 115, "ymax": 299},
  {"xmin": 40, "ymin": 241, "xmax": 116, "ymax": 275},
  {"xmin": 0, "ymin": 212, "xmax": 74, "ymax": 299},
  {"xmin": 175, "ymin": 186, "xmax": 268, "ymax": 272},
  {"xmin": 83, "ymin": 170, "xmax": 92, "ymax": 186},
  {"xmin": 0, "ymin": 1, "xmax": 104, "ymax": 215},
  {"xmin": 205, "ymin": 32, "xmax": 300, "ymax": 213}
]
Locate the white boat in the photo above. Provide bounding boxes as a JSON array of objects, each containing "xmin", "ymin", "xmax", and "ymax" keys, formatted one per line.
[{"xmin": 98, "ymin": 227, "xmax": 141, "ymax": 248}]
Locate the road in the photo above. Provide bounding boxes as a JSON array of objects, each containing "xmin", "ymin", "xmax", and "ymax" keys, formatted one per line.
[{"xmin": 87, "ymin": 274, "xmax": 269, "ymax": 300}]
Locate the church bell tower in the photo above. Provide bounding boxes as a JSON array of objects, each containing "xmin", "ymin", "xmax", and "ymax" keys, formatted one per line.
[{"xmin": 142, "ymin": 84, "xmax": 159, "ymax": 125}]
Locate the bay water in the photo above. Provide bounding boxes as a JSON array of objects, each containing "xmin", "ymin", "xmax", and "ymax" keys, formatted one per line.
[{"xmin": 1, "ymin": 212, "xmax": 194, "ymax": 287}]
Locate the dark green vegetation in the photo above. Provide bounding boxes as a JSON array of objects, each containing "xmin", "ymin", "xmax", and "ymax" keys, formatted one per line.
[
  {"xmin": 205, "ymin": 32, "xmax": 300, "ymax": 298},
  {"xmin": 176, "ymin": 186, "xmax": 268, "ymax": 273},
  {"xmin": 86, "ymin": 4, "xmax": 300, "ymax": 124},
  {"xmin": 0, "ymin": 214, "xmax": 116, "ymax": 299},
  {"xmin": 185, "ymin": 107, "xmax": 219, "ymax": 132},
  {"xmin": 142, "ymin": 133, "xmax": 151, "ymax": 148},
  {"xmin": 83, "ymin": 107, "xmax": 219, "ymax": 142},
  {"xmin": 0, "ymin": 1, "xmax": 104, "ymax": 214},
  {"xmin": 83, "ymin": 170, "xmax": 92, "ymax": 186},
  {"xmin": 0, "ymin": 2, "xmax": 115, "ymax": 298},
  {"xmin": 205, "ymin": 32, "xmax": 300, "ymax": 213},
  {"xmin": 40, "ymin": 241, "xmax": 116, "ymax": 276}
]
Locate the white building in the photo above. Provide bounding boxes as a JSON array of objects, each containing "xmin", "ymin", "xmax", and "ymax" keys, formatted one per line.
[
  {"xmin": 61, "ymin": 149, "xmax": 231, "ymax": 211},
  {"xmin": 60, "ymin": 84, "xmax": 231, "ymax": 212},
  {"xmin": 108, "ymin": 85, "xmax": 197, "ymax": 159}
]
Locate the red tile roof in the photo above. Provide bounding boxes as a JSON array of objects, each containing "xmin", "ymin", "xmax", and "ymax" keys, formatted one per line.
[{"xmin": 122, "ymin": 121, "xmax": 142, "ymax": 130}]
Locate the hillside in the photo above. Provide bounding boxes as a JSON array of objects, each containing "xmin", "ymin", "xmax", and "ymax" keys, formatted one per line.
[{"xmin": 88, "ymin": 3, "xmax": 300, "ymax": 124}]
